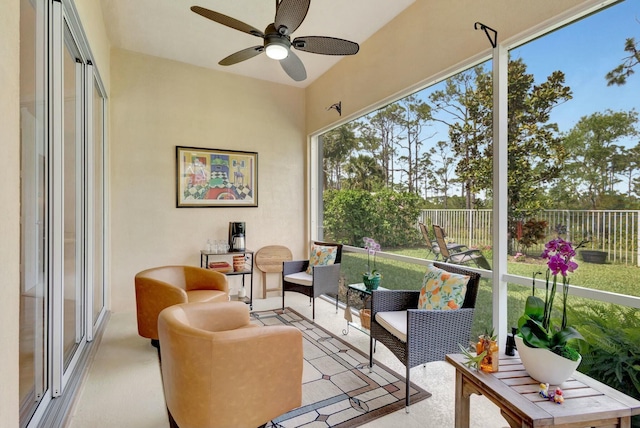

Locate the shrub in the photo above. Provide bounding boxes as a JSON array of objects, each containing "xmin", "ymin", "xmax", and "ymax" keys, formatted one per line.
[
  {"xmin": 516, "ymin": 218, "xmax": 548, "ymax": 254},
  {"xmin": 323, "ymin": 188, "xmax": 423, "ymax": 247},
  {"xmin": 569, "ymin": 303, "xmax": 640, "ymax": 426}
]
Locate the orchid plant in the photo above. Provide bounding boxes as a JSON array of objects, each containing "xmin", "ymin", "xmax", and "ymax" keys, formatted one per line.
[
  {"xmin": 517, "ymin": 237, "xmax": 587, "ymax": 361},
  {"xmin": 363, "ymin": 237, "xmax": 382, "ymax": 280}
]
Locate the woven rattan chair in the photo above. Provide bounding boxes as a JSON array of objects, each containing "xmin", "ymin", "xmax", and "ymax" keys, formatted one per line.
[
  {"xmin": 433, "ymin": 224, "xmax": 491, "ymax": 270},
  {"xmin": 282, "ymin": 241, "xmax": 342, "ymax": 319},
  {"xmin": 368, "ymin": 262, "xmax": 481, "ymax": 410}
]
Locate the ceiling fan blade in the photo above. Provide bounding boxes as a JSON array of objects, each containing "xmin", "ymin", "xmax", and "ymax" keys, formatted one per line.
[
  {"xmin": 274, "ymin": 0, "xmax": 310, "ymax": 35},
  {"xmin": 191, "ymin": 6, "xmax": 264, "ymax": 38},
  {"xmin": 293, "ymin": 36, "xmax": 359, "ymax": 55},
  {"xmin": 219, "ymin": 46, "xmax": 264, "ymax": 66},
  {"xmin": 280, "ymin": 50, "xmax": 307, "ymax": 81}
]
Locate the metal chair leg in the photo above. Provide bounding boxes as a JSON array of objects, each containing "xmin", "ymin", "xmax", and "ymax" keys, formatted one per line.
[{"xmin": 405, "ymin": 365, "xmax": 411, "ymax": 412}]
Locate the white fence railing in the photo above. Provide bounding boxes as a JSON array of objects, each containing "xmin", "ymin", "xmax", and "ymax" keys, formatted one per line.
[{"xmin": 419, "ymin": 209, "xmax": 640, "ymax": 266}]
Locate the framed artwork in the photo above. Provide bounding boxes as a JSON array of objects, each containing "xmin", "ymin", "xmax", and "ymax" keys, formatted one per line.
[{"xmin": 176, "ymin": 146, "xmax": 258, "ymax": 207}]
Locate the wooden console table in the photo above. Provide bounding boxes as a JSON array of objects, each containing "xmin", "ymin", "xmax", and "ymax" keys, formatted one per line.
[{"xmin": 446, "ymin": 353, "xmax": 640, "ymax": 428}]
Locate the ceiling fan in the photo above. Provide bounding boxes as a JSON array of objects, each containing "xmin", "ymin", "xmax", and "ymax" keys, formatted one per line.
[{"xmin": 191, "ymin": 0, "xmax": 360, "ymax": 81}]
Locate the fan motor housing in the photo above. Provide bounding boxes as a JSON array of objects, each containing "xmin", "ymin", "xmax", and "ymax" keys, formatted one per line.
[{"xmin": 264, "ymin": 24, "xmax": 291, "ymax": 56}]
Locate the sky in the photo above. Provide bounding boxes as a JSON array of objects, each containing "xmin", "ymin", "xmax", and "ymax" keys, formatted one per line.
[
  {"xmin": 405, "ymin": 0, "xmax": 640, "ymax": 196},
  {"xmin": 512, "ymin": 0, "xmax": 640, "ymax": 140},
  {"xmin": 414, "ymin": 0, "xmax": 640, "ymax": 144},
  {"xmin": 337, "ymin": 1, "xmax": 640, "ymax": 196}
]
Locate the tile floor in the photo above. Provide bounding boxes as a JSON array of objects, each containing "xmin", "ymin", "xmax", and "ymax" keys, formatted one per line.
[{"xmin": 66, "ymin": 293, "xmax": 509, "ymax": 427}]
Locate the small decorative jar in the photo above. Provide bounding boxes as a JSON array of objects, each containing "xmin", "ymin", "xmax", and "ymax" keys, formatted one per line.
[{"xmin": 477, "ymin": 336, "xmax": 499, "ymax": 373}]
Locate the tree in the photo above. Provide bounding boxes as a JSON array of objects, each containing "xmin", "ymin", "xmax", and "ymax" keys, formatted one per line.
[
  {"xmin": 395, "ymin": 95, "xmax": 433, "ymax": 194},
  {"xmin": 561, "ymin": 110, "xmax": 639, "ymax": 209},
  {"xmin": 502, "ymin": 59, "xmax": 572, "ymax": 220},
  {"xmin": 343, "ymin": 155, "xmax": 385, "ymax": 191},
  {"xmin": 429, "ymin": 59, "xmax": 572, "ymax": 221},
  {"xmin": 606, "ymin": 37, "xmax": 640, "ymax": 86},
  {"xmin": 322, "ymin": 123, "xmax": 358, "ymax": 190},
  {"xmin": 360, "ymin": 104, "xmax": 404, "ymax": 187},
  {"xmin": 612, "ymin": 143, "xmax": 640, "ymax": 199},
  {"xmin": 425, "ymin": 140, "xmax": 459, "ymax": 207},
  {"xmin": 429, "ymin": 66, "xmax": 489, "ymax": 209}
]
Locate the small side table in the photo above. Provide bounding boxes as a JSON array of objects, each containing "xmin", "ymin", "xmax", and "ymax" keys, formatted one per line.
[
  {"xmin": 201, "ymin": 250, "xmax": 254, "ymax": 309},
  {"xmin": 446, "ymin": 353, "xmax": 640, "ymax": 428},
  {"xmin": 255, "ymin": 245, "xmax": 292, "ymax": 298},
  {"xmin": 342, "ymin": 283, "xmax": 384, "ymax": 335}
]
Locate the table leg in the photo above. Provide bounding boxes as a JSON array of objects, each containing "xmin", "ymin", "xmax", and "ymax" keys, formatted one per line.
[
  {"xmin": 454, "ymin": 370, "xmax": 470, "ymax": 428},
  {"xmin": 343, "ymin": 287, "xmax": 352, "ymax": 335}
]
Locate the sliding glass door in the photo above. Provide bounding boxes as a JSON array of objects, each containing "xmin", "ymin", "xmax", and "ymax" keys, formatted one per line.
[
  {"xmin": 19, "ymin": 0, "xmax": 107, "ymax": 425},
  {"xmin": 19, "ymin": 0, "xmax": 48, "ymax": 421},
  {"xmin": 62, "ymin": 20, "xmax": 85, "ymax": 369}
]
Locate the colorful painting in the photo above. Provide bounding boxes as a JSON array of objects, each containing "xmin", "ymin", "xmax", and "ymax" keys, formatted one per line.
[{"xmin": 176, "ymin": 146, "xmax": 258, "ymax": 207}]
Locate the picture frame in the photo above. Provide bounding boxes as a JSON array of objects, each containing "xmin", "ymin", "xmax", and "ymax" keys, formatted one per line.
[{"xmin": 176, "ymin": 146, "xmax": 258, "ymax": 207}]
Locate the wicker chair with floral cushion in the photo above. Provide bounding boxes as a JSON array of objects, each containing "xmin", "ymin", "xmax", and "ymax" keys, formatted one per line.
[
  {"xmin": 368, "ymin": 262, "xmax": 481, "ymax": 410},
  {"xmin": 282, "ymin": 241, "xmax": 342, "ymax": 319}
]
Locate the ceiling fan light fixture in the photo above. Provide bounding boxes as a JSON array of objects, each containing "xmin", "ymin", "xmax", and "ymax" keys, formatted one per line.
[{"xmin": 265, "ymin": 42, "xmax": 289, "ymax": 60}]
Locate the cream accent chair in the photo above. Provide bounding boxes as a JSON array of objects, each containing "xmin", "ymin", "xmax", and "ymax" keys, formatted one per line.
[
  {"xmin": 135, "ymin": 265, "xmax": 229, "ymax": 346},
  {"xmin": 158, "ymin": 301, "xmax": 303, "ymax": 428}
]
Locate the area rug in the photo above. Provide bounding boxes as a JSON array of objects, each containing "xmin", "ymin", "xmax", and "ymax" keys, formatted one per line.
[{"xmin": 250, "ymin": 308, "xmax": 431, "ymax": 428}]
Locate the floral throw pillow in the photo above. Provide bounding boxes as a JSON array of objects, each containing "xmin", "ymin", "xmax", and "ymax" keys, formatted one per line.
[
  {"xmin": 305, "ymin": 244, "xmax": 338, "ymax": 275},
  {"xmin": 417, "ymin": 265, "xmax": 470, "ymax": 310}
]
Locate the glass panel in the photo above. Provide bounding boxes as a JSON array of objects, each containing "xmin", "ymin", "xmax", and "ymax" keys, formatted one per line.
[
  {"xmin": 93, "ymin": 79, "xmax": 104, "ymax": 325},
  {"xmin": 506, "ymin": 1, "xmax": 640, "ymax": 297},
  {"xmin": 62, "ymin": 25, "xmax": 83, "ymax": 367},
  {"xmin": 319, "ymin": 62, "xmax": 494, "ymax": 270},
  {"xmin": 19, "ymin": 0, "xmax": 48, "ymax": 420}
]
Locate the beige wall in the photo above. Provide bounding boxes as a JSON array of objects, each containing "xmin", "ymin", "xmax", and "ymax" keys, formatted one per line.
[
  {"xmin": 75, "ymin": 0, "xmax": 111, "ymax": 93},
  {"xmin": 109, "ymin": 49, "xmax": 306, "ymax": 312},
  {"xmin": 1, "ymin": 0, "xmax": 601, "ymax": 424},
  {"xmin": 305, "ymin": 0, "xmax": 586, "ymax": 134},
  {"xmin": 0, "ymin": 0, "xmax": 20, "ymax": 425}
]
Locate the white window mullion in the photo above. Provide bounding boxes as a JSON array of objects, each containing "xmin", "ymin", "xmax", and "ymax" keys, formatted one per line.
[
  {"xmin": 85, "ymin": 62, "xmax": 95, "ymax": 341},
  {"xmin": 310, "ymin": 136, "xmax": 320, "ymax": 241},
  {"xmin": 74, "ymin": 58, "xmax": 83, "ymax": 345},
  {"xmin": 50, "ymin": 0, "xmax": 64, "ymax": 398},
  {"xmin": 492, "ymin": 43, "xmax": 509, "ymax": 351}
]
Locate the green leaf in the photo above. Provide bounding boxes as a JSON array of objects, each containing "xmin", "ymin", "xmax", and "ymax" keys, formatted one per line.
[
  {"xmin": 552, "ymin": 326, "xmax": 584, "ymax": 346},
  {"xmin": 520, "ymin": 321, "xmax": 551, "ymax": 349},
  {"xmin": 523, "ymin": 295, "xmax": 545, "ymax": 321}
]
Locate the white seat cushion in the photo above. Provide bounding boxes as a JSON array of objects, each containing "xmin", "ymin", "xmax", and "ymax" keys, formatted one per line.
[
  {"xmin": 283, "ymin": 271, "xmax": 313, "ymax": 286},
  {"xmin": 375, "ymin": 310, "xmax": 407, "ymax": 343}
]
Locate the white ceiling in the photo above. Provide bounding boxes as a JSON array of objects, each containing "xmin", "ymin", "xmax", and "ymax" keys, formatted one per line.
[{"xmin": 101, "ymin": 0, "xmax": 416, "ymax": 88}]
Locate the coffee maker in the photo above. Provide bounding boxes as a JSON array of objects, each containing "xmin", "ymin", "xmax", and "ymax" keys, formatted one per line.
[{"xmin": 228, "ymin": 222, "xmax": 246, "ymax": 252}]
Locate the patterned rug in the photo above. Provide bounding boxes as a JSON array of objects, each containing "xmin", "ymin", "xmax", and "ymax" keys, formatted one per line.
[{"xmin": 250, "ymin": 308, "xmax": 431, "ymax": 428}]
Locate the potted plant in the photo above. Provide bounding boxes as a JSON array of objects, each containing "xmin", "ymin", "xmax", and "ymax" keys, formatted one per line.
[
  {"xmin": 362, "ymin": 237, "xmax": 382, "ymax": 290},
  {"xmin": 580, "ymin": 249, "xmax": 608, "ymax": 264},
  {"xmin": 516, "ymin": 237, "xmax": 587, "ymax": 385}
]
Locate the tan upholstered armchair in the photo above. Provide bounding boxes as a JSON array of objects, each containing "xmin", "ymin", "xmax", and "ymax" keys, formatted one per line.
[
  {"xmin": 158, "ymin": 301, "xmax": 303, "ymax": 428},
  {"xmin": 134, "ymin": 265, "xmax": 229, "ymax": 345}
]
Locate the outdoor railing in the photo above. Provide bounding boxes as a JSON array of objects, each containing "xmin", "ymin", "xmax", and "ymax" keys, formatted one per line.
[{"xmin": 419, "ymin": 209, "xmax": 640, "ymax": 266}]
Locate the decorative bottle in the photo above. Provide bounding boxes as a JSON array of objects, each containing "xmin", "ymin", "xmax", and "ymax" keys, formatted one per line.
[{"xmin": 505, "ymin": 327, "xmax": 516, "ymax": 356}]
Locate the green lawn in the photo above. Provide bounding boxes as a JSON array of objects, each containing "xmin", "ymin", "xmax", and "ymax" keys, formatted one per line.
[
  {"xmin": 339, "ymin": 246, "xmax": 640, "ymax": 339},
  {"xmin": 338, "ymin": 247, "xmax": 640, "ymax": 409}
]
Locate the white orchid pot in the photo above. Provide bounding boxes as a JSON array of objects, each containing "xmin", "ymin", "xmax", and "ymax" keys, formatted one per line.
[{"xmin": 515, "ymin": 335, "xmax": 582, "ymax": 385}]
